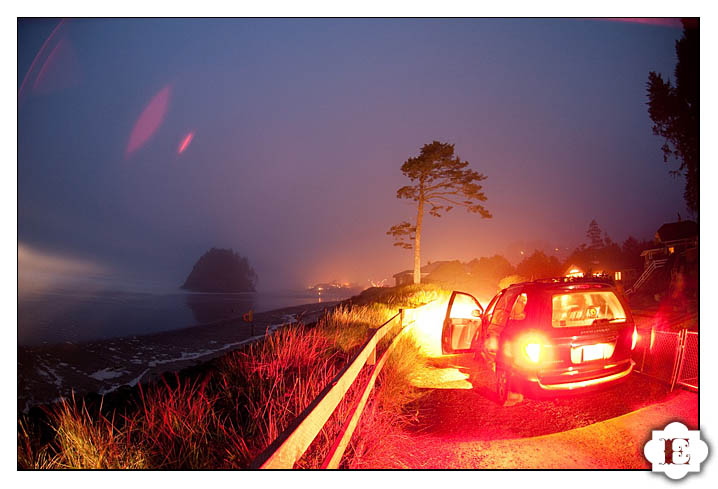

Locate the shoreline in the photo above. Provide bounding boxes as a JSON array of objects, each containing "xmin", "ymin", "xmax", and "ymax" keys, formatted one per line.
[
  {"xmin": 18, "ymin": 299, "xmax": 342, "ymax": 412},
  {"xmin": 18, "ymin": 287, "xmax": 352, "ymax": 347}
]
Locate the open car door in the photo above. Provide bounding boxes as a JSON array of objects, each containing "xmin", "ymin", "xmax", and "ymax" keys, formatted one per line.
[{"xmin": 441, "ymin": 291, "xmax": 484, "ymax": 354}]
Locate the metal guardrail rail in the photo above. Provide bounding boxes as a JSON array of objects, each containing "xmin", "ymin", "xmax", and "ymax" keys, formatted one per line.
[{"xmin": 250, "ymin": 304, "xmax": 423, "ymax": 469}]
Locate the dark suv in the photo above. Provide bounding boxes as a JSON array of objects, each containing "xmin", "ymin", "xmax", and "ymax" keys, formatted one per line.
[{"xmin": 440, "ymin": 278, "xmax": 637, "ymax": 404}]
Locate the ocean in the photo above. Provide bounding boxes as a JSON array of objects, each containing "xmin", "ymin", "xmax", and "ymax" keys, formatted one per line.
[
  {"xmin": 18, "ymin": 286, "xmax": 351, "ymax": 346},
  {"xmin": 18, "ymin": 284, "xmax": 353, "ymax": 410}
]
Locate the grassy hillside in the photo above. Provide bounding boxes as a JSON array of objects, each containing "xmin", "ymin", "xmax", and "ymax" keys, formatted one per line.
[{"xmin": 18, "ymin": 284, "xmax": 448, "ymax": 469}]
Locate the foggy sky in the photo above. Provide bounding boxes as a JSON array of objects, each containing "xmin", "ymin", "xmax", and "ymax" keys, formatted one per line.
[{"xmin": 18, "ymin": 18, "xmax": 687, "ymax": 291}]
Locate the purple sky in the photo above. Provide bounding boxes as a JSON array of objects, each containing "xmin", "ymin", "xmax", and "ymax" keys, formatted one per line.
[{"xmin": 18, "ymin": 18, "xmax": 687, "ymax": 291}]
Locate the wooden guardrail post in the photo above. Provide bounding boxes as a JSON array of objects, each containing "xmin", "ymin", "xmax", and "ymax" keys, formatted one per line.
[
  {"xmin": 367, "ymin": 344, "xmax": 376, "ymax": 366},
  {"xmin": 251, "ymin": 311, "xmax": 402, "ymax": 469},
  {"xmin": 321, "ymin": 319, "xmax": 416, "ymax": 469},
  {"xmin": 252, "ymin": 301, "xmax": 430, "ymax": 470}
]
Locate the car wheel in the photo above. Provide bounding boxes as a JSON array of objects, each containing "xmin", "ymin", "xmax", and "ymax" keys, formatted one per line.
[{"xmin": 496, "ymin": 367, "xmax": 509, "ymax": 405}]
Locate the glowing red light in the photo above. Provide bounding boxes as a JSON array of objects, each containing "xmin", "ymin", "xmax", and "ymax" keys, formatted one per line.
[
  {"xmin": 126, "ymin": 85, "xmax": 172, "ymax": 156},
  {"xmin": 177, "ymin": 131, "xmax": 195, "ymax": 155}
]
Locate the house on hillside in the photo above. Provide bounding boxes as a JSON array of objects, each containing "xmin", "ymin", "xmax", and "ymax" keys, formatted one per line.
[
  {"xmin": 640, "ymin": 220, "xmax": 698, "ymax": 268},
  {"xmin": 564, "ymin": 264, "xmax": 585, "ymax": 278},
  {"xmin": 392, "ymin": 260, "xmax": 452, "ymax": 286},
  {"xmin": 563, "ymin": 263, "xmax": 636, "ymax": 284},
  {"xmin": 627, "ymin": 220, "xmax": 698, "ymax": 296}
]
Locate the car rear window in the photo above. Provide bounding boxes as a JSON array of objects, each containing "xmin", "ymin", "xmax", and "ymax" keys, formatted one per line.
[{"xmin": 551, "ymin": 291, "xmax": 626, "ymax": 328}]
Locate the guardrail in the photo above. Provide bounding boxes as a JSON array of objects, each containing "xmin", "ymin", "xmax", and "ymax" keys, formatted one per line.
[{"xmin": 250, "ymin": 305, "xmax": 422, "ymax": 469}]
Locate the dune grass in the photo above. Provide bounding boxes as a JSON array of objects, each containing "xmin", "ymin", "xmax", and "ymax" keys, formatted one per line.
[{"xmin": 18, "ymin": 284, "xmax": 446, "ymax": 469}]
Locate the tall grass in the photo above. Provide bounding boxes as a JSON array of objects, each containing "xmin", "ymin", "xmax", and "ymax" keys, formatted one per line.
[
  {"xmin": 18, "ymin": 284, "xmax": 445, "ymax": 469},
  {"xmin": 18, "ymin": 395, "xmax": 147, "ymax": 469}
]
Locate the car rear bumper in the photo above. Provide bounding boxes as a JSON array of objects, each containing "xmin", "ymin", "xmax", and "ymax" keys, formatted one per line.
[
  {"xmin": 536, "ymin": 361, "xmax": 634, "ymax": 390},
  {"xmin": 512, "ymin": 359, "xmax": 634, "ymax": 395}
]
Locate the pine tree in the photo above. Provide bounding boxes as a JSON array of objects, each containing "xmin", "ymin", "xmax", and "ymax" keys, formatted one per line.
[{"xmin": 387, "ymin": 141, "xmax": 491, "ymax": 284}]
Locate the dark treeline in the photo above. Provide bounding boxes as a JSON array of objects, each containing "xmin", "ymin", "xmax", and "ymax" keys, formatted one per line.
[{"xmin": 423, "ymin": 221, "xmax": 656, "ymax": 298}]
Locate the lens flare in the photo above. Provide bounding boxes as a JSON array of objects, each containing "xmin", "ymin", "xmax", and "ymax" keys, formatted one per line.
[
  {"xmin": 126, "ymin": 85, "xmax": 172, "ymax": 156},
  {"xmin": 18, "ymin": 19, "xmax": 67, "ymax": 104},
  {"xmin": 178, "ymin": 131, "xmax": 195, "ymax": 154},
  {"xmin": 31, "ymin": 36, "xmax": 80, "ymax": 95}
]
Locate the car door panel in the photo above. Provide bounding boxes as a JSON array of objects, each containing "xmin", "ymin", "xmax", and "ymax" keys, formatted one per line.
[
  {"xmin": 441, "ymin": 291, "xmax": 483, "ymax": 354},
  {"xmin": 485, "ymin": 289, "xmax": 520, "ymax": 363}
]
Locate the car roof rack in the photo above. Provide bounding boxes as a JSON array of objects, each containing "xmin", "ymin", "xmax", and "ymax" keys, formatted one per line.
[{"xmin": 530, "ymin": 274, "xmax": 615, "ymax": 286}]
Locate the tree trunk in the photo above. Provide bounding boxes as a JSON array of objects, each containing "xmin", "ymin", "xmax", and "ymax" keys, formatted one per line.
[{"xmin": 413, "ymin": 197, "xmax": 424, "ymax": 284}]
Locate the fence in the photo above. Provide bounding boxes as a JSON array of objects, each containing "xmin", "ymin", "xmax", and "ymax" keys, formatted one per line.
[
  {"xmin": 633, "ymin": 326, "xmax": 698, "ymax": 392},
  {"xmin": 675, "ymin": 331, "xmax": 698, "ymax": 391},
  {"xmin": 250, "ymin": 304, "xmax": 424, "ymax": 469}
]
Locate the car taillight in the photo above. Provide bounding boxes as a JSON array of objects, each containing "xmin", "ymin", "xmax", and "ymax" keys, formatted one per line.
[
  {"xmin": 631, "ymin": 325, "xmax": 638, "ymax": 350},
  {"xmin": 523, "ymin": 343, "xmax": 541, "ymax": 363},
  {"xmin": 516, "ymin": 333, "xmax": 550, "ymax": 366}
]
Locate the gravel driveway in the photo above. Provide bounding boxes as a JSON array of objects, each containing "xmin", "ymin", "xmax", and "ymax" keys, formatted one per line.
[{"xmin": 365, "ymin": 353, "xmax": 698, "ymax": 469}]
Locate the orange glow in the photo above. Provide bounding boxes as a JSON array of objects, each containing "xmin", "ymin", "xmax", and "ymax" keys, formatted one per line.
[
  {"xmin": 614, "ymin": 271, "xmax": 622, "ymax": 281},
  {"xmin": 566, "ymin": 268, "xmax": 584, "ymax": 278},
  {"xmin": 177, "ymin": 131, "xmax": 195, "ymax": 154},
  {"xmin": 405, "ymin": 300, "xmax": 449, "ymax": 358},
  {"xmin": 126, "ymin": 85, "xmax": 172, "ymax": 156},
  {"xmin": 448, "ymin": 299, "xmax": 481, "ymax": 320}
]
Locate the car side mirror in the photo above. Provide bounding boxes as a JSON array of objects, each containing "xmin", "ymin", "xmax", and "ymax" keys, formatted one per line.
[{"xmin": 472, "ymin": 309, "xmax": 482, "ymax": 318}]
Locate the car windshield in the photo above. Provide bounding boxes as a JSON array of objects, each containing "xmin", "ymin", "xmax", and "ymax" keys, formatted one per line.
[{"xmin": 551, "ymin": 291, "xmax": 626, "ymax": 327}]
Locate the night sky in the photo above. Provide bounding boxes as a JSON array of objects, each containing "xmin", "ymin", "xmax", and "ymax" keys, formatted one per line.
[{"xmin": 18, "ymin": 18, "xmax": 686, "ymax": 291}]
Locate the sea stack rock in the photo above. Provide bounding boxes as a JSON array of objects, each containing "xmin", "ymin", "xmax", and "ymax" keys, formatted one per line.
[{"xmin": 181, "ymin": 248, "xmax": 258, "ymax": 293}]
